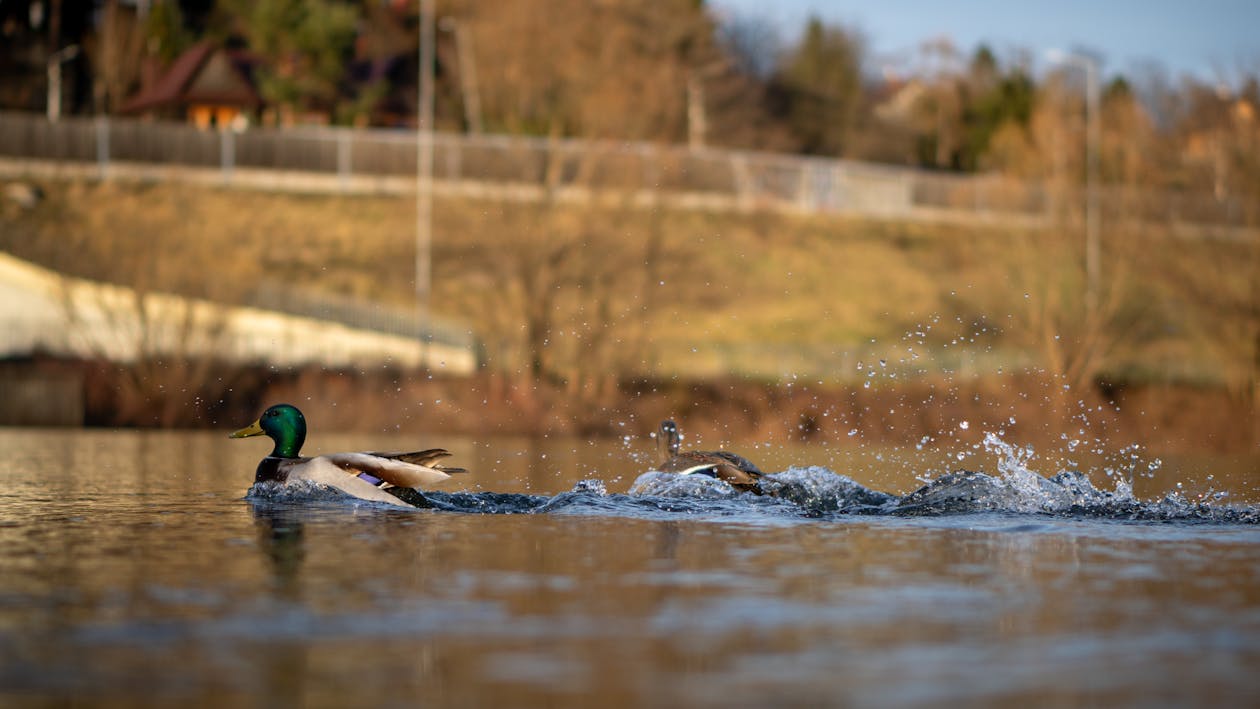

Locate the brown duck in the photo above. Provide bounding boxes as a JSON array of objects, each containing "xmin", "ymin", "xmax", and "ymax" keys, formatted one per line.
[{"xmin": 655, "ymin": 419, "xmax": 766, "ymax": 494}]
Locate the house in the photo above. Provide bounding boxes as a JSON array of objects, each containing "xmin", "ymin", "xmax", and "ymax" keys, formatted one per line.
[{"xmin": 120, "ymin": 41, "xmax": 261, "ymax": 130}]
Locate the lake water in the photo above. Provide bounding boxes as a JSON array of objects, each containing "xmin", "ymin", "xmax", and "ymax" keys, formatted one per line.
[{"xmin": 1, "ymin": 427, "xmax": 1258, "ymax": 707}]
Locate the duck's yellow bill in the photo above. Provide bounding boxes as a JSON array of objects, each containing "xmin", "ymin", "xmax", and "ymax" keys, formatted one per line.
[{"xmin": 229, "ymin": 419, "xmax": 264, "ymax": 438}]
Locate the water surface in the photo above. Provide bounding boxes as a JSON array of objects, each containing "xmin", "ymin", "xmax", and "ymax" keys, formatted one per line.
[{"xmin": 1, "ymin": 428, "xmax": 1258, "ymax": 707}]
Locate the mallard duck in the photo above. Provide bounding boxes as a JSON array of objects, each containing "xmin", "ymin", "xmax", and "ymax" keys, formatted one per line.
[
  {"xmin": 655, "ymin": 419, "xmax": 766, "ymax": 494},
  {"xmin": 230, "ymin": 403, "xmax": 466, "ymax": 507}
]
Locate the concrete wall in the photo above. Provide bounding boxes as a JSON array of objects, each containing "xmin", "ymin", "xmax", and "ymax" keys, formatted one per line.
[
  {"xmin": 0, "ymin": 252, "xmax": 477, "ymax": 373},
  {"xmin": 0, "ymin": 368, "xmax": 84, "ymax": 426}
]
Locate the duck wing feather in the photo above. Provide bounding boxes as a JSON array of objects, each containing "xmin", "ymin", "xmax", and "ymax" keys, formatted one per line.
[
  {"xmin": 321, "ymin": 452, "xmax": 456, "ymax": 488},
  {"xmin": 367, "ymin": 448, "xmax": 468, "ymax": 474}
]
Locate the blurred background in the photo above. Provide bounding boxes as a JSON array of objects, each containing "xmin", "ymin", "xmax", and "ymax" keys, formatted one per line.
[{"xmin": 0, "ymin": 0, "xmax": 1256, "ymax": 455}]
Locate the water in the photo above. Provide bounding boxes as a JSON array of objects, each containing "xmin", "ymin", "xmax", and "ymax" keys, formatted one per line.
[{"xmin": 1, "ymin": 427, "xmax": 1258, "ymax": 707}]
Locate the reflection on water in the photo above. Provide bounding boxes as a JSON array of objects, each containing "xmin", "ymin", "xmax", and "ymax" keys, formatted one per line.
[
  {"xmin": 253, "ymin": 505, "xmax": 307, "ymax": 595},
  {"xmin": 0, "ymin": 428, "xmax": 1258, "ymax": 707}
]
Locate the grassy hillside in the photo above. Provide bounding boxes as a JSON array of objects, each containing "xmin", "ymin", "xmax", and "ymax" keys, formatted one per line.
[{"xmin": 0, "ymin": 178, "xmax": 1252, "ymax": 396}]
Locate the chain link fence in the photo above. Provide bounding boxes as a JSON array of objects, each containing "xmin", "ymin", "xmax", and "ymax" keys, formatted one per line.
[{"xmin": 0, "ymin": 110, "xmax": 1250, "ymax": 233}]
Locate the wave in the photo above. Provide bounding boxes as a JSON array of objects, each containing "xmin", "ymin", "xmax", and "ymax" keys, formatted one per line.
[{"xmin": 247, "ymin": 464, "xmax": 1259, "ymax": 526}]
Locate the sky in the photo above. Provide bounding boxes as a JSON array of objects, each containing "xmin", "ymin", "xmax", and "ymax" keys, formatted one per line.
[{"xmin": 713, "ymin": 0, "xmax": 1260, "ymax": 84}]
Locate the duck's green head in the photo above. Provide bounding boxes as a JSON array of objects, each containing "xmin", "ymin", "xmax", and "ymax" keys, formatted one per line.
[{"xmin": 230, "ymin": 403, "xmax": 306, "ymax": 458}]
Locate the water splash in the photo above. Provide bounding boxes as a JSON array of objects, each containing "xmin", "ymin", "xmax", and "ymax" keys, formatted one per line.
[
  {"xmin": 248, "ymin": 457, "xmax": 1259, "ymax": 525},
  {"xmin": 627, "ymin": 471, "xmax": 743, "ymax": 498}
]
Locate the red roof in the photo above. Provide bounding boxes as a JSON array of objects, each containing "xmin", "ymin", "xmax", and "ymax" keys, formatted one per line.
[{"xmin": 121, "ymin": 41, "xmax": 262, "ymax": 114}]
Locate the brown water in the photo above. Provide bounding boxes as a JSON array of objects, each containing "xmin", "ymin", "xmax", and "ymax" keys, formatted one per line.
[{"xmin": 1, "ymin": 428, "xmax": 1258, "ymax": 707}]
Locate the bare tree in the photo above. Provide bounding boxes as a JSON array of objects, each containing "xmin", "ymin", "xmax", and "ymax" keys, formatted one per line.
[
  {"xmin": 457, "ymin": 0, "xmax": 717, "ymax": 142},
  {"xmin": 435, "ymin": 196, "xmax": 681, "ymax": 408},
  {"xmin": 87, "ymin": 0, "xmax": 147, "ymax": 114},
  {"xmin": 29, "ymin": 183, "xmax": 263, "ymax": 426}
]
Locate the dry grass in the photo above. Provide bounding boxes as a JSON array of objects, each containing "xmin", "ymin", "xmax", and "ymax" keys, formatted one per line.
[{"xmin": 0, "ymin": 178, "xmax": 1252, "ymax": 393}]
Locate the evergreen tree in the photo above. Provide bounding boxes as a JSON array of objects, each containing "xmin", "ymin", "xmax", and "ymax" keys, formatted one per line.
[
  {"xmin": 962, "ymin": 64, "xmax": 1034, "ymax": 170},
  {"xmin": 775, "ymin": 16, "xmax": 865, "ymax": 156},
  {"xmin": 145, "ymin": 0, "xmax": 193, "ymax": 64},
  {"xmin": 219, "ymin": 0, "xmax": 359, "ymax": 121}
]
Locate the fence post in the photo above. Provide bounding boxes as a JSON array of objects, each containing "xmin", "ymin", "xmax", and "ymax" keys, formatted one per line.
[
  {"xmin": 832, "ymin": 164, "xmax": 846, "ymax": 212},
  {"xmin": 337, "ymin": 129, "xmax": 351, "ymax": 192},
  {"xmin": 441, "ymin": 133, "xmax": 461, "ymax": 182},
  {"xmin": 220, "ymin": 128, "xmax": 234, "ymax": 185},
  {"xmin": 797, "ymin": 161, "xmax": 812, "ymax": 213},
  {"xmin": 95, "ymin": 115, "xmax": 109, "ymax": 180},
  {"xmin": 641, "ymin": 144, "xmax": 660, "ymax": 204},
  {"xmin": 731, "ymin": 153, "xmax": 752, "ymax": 211}
]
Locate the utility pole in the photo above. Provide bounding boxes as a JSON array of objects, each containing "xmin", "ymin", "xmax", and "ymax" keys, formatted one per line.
[
  {"xmin": 1082, "ymin": 56, "xmax": 1101, "ymax": 317},
  {"xmin": 47, "ymin": 0, "xmax": 63, "ymax": 121},
  {"xmin": 1047, "ymin": 49, "xmax": 1102, "ymax": 315},
  {"xmin": 416, "ymin": 0, "xmax": 435, "ymax": 341},
  {"xmin": 687, "ymin": 71, "xmax": 706, "ymax": 150},
  {"xmin": 47, "ymin": 45, "xmax": 79, "ymax": 122}
]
